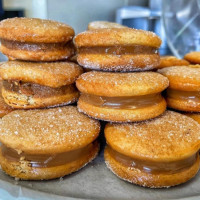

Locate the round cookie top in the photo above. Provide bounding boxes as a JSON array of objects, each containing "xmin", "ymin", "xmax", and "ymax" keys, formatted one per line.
[
  {"xmin": 74, "ymin": 28, "xmax": 161, "ymax": 48},
  {"xmin": 184, "ymin": 51, "xmax": 200, "ymax": 64},
  {"xmin": 0, "ymin": 61, "xmax": 83, "ymax": 88},
  {"xmin": 76, "ymin": 71, "xmax": 169, "ymax": 97},
  {"xmin": 0, "ymin": 17, "xmax": 75, "ymax": 43},
  {"xmin": 105, "ymin": 111, "xmax": 200, "ymax": 162},
  {"xmin": 0, "ymin": 106, "xmax": 100, "ymax": 154},
  {"xmin": 88, "ymin": 21, "xmax": 127, "ymax": 30},
  {"xmin": 158, "ymin": 56, "xmax": 189, "ymax": 69},
  {"xmin": 158, "ymin": 65, "xmax": 200, "ymax": 91}
]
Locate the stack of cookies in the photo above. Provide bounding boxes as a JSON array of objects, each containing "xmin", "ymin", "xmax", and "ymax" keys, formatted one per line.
[
  {"xmin": 0, "ymin": 17, "xmax": 100, "ymax": 180},
  {"xmin": 74, "ymin": 26, "xmax": 200, "ymax": 188},
  {"xmin": 0, "ymin": 18, "xmax": 83, "ymax": 109},
  {"xmin": 74, "ymin": 28, "xmax": 168, "ymax": 122},
  {"xmin": 157, "ymin": 52, "xmax": 200, "ymax": 125},
  {"xmin": 158, "ymin": 65, "xmax": 200, "ymax": 124}
]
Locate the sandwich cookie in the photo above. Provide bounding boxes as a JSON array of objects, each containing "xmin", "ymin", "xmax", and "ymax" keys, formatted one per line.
[
  {"xmin": 0, "ymin": 106, "xmax": 100, "ymax": 180},
  {"xmin": 74, "ymin": 28, "xmax": 161, "ymax": 72},
  {"xmin": 158, "ymin": 65, "xmax": 200, "ymax": 112},
  {"xmin": 184, "ymin": 52, "xmax": 200, "ymax": 64},
  {"xmin": 76, "ymin": 71, "xmax": 169, "ymax": 122},
  {"xmin": 0, "ymin": 81, "xmax": 14, "ymax": 117},
  {"xmin": 0, "ymin": 61, "xmax": 83, "ymax": 109},
  {"xmin": 88, "ymin": 21, "xmax": 127, "ymax": 30},
  {"xmin": 158, "ymin": 56, "xmax": 189, "ymax": 69},
  {"xmin": 0, "ymin": 18, "xmax": 75, "ymax": 61},
  {"xmin": 104, "ymin": 111, "xmax": 200, "ymax": 188}
]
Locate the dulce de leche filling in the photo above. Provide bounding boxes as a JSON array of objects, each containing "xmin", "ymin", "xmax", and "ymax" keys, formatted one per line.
[
  {"xmin": 167, "ymin": 89, "xmax": 200, "ymax": 102},
  {"xmin": 81, "ymin": 93, "xmax": 163, "ymax": 109},
  {"xmin": 108, "ymin": 146, "xmax": 198, "ymax": 174},
  {"xmin": 78, "ymin": 45, "xmax": 158, "ymax": 55},
  {"xmin": 1, "ymin": 39, "xmax": 73, "ymax": 52},
  {"xmin": 3, "ymin": 80, "xmax": 74, "ymax": 98},
  {"xmin": 1, "ymin": 142, "xmax": 96, "ymax": 168}
]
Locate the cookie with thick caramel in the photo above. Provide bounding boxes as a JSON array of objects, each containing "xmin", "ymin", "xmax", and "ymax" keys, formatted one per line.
[
  {"xmin": 104, "ymin": 111, "xmax": 200, "ymax": 188},
  {"xmin": 0, "ymin": 106, "xmax": 100, "ymax": 180},
  {"xmin": 74, "ymin": 28, "xmax": 161, "ymax": 72},
  {"xmin": 76, "ymin": 71, "xmax": 169, "ymax": 122},
  {"xmin": 0, "ymin": 61, "xmax": 83, "ymax": 109},
  {"xmin": 2, "ymin": 81, "xmax": 79, "ymax": 109},
  {"xmin": 88, "ymin": 21, "xmax": 127, "ymax": 30},
  {"xmin": 0, "ymin": 18, "xmax": 75, "ymax": 61},
  {"xmin": 158, "ymin": 65, "xmax": 200, "ymax": 112},
  {"xmin": 184, "ymin": 52, "xmax": 200, "ymax": 64},
  {"xmin": 158, "ymin": 56, "xmax": 189, "ymax": 69}
]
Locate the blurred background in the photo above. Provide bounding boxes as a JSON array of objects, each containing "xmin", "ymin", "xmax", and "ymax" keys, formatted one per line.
[{"xmin": 1, "ymin": 0, "xmax": 200, "ymax": 58}]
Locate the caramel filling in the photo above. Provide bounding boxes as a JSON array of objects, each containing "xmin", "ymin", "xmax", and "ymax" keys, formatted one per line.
[
  {"xmin": 81, "ymin": 93, "xmax": 163, "ymax": 109},
  {"xmin": 3, "ymin": 80, "xmax": 74, "ymax": 98},
  {"xmin": 1, "ymin": 39, "xmax": 73, "ymax": 52},
  {"xmin": 78, "ymin": 45, "xmax": 158, "ymax": 55},
  {"xmin": 167, "ymin": 89, "xmax": 200, "ymax": 102},
  {"xmin": 1, "ymin": 142, "xmax": 95, "ymax": 168},
  {"xmin": 108, "ymin": 146, "xmax": 197, "ymax": 174}
]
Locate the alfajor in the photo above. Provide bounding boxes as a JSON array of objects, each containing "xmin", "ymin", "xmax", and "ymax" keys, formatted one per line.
[
  {"xmin": 158, "ymin": 56, "xmax": 189, "ymax": 69},
  {"xmin": 184, "ymin": 52, "xmax": 200, "ymax": 64},
  {"xmin": 76, "ymin": 71, "xmax": 169, "ymax": 122},
  {"xmin": 88, "ymin": 21, "xmax": 127, "ymax": 30},
  {"xmin": 104, "ymin": 111, "xmax": 200, "ymax": 188},
  {"xmin": 0, "ymin": 106, "xmax": 100, "ymax": 180},
  {"xmin": 0, "ymin": 18, "xmax": 75, "ymax": 61},
  {"xmin": 0, "ymin": 61, "xmax": 83, "ymax": 109},
  {"xmin": 158, "ymin": 65, "xmax": 200, "ymax": 112},
  {"xmin": 74, "ymin": 28, "xmax": 161, "ymax": 72}
]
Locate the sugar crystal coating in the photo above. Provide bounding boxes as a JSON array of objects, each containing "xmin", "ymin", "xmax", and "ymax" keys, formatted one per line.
[
  {"xmin": 0, "ymin": 17, "xmax": 74, "ymax": 43},
  {"xmin": 0, "ymin": 61, "xmax": 83, "ymax": 87},
  {"xmin": 0, "ymin": 106, "xmax": 100, "ymax": 154},
  {"xmin": 74, "ymin": 28, "xmax": 161, "ymax": 48},
  {"xmin": 158, "ymin": 66, "xmax": 200, "ymax": 90},
  {"xmin": 105, "ymin": 111, "xmax": 200, "ymax": 161},
  {"xmin": 76, "ymin": 71, "xmax": 169, "ymax": 96}
]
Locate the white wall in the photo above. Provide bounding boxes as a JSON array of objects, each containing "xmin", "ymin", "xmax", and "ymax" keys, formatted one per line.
[
  {"xmin": 47, "ymin": 0, "xmax": 147, "ymax": 33},
  {"xmin": 3, "ymin": 0, "xmax": 47, "ymax": 18},
  {"xmin": 3, "ymin": 0, "xmax": 147, "ymax": 33}
]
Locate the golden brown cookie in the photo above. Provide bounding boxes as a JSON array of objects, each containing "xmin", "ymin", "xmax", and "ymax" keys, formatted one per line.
[
  {"xmin": 104, "ymin": 111, "xmax": 200, "ymax": 188},
  {"xmin": 184, "ymin": 52, "xmax": 200, "ymax": 64},
  {"xmin": 0, "ymin": 61, "xmax": 83, "ymax": 108},
  {"xmin": 76, "ymin": 71, "xmax": 169, "ymax": 122},
  {"xmin": 2, "ymin": 81, "xmax": 79, "ymax": 109},
  {"xmin": 74, "ymin": 28, "xmax": 161, "ymax": 72},
  {"xmin": 158, "ymin": 65, "xmax": 200, "ymax": 112},
  {"xmin": 88, "ymin": 21, "xmax": 127, "ymax": 30},
  {"xmin": 158, "ymin": 56, "xmax": 189, "ymax": 69},
  {"xmin": 0, "ymin": 18, "xmax": 75, "ymax": 61},
  {"xmin": 0, "ymin": 106, "xmax": 100, "ymax": 180},
  {"xmin": 0, "ymin": 61, "xmax": 83, "ymax": 88}
]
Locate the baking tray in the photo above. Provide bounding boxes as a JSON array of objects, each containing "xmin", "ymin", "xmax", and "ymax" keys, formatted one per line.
[{"xmin": 1, "ymin": 124, "xmax": 200, "ymax": 200}]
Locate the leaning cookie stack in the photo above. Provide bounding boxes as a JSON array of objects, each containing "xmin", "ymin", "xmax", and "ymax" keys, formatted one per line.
[{"xmin": 0, "ymin": 17, "xmax": 100, "ymax": 180}]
